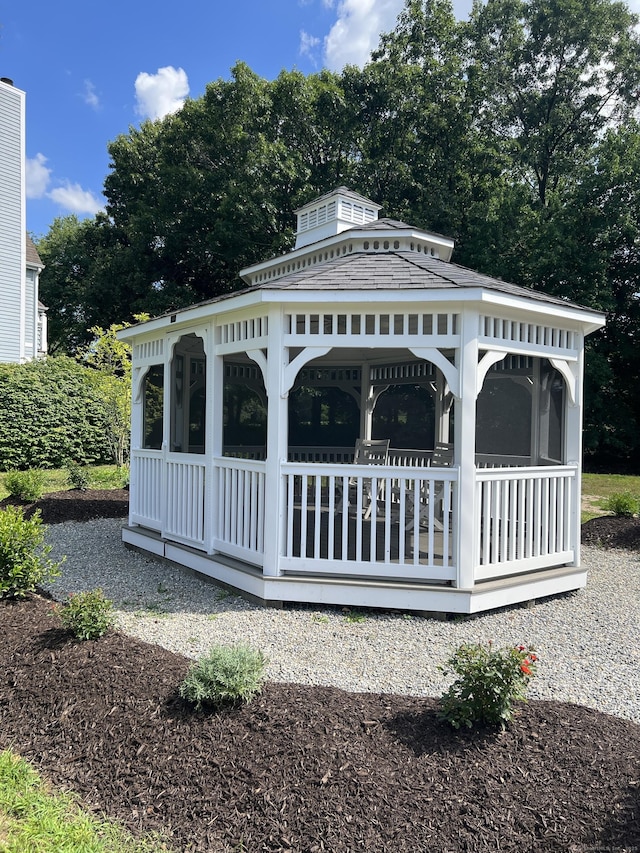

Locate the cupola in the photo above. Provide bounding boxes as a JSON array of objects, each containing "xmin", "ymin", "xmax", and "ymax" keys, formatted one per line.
[{"xmin": 294, "ymin": 187, "xmax": 381, "ymax": 249}]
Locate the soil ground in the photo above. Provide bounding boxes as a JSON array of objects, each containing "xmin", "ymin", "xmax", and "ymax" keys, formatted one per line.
[{"xmin": 1, "ymin": 490, "xmax": 639, "ymax": 852}]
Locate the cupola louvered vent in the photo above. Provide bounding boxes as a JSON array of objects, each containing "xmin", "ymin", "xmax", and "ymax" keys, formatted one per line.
[{"xmin": 294, "ymin": 188, "xmax": 381, "ymax": 249}]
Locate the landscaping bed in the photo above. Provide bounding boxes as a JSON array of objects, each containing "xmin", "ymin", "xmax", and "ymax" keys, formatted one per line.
[
  {"xmin": 1, "ymin": 492, "xmax": 639, "ymax": 851},
  {"xmin": 0, "ymin": 488, "xmax": 129, "ymax": 523},
  {"xmin": 2, "ymin": 593, "xmax": 640, "ymax": 852}
]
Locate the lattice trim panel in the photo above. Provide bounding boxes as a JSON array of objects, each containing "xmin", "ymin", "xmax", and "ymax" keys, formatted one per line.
[
  {"xmin": 285, "ymin": 311, "xmax": 459, "ymax": 338},
  {"xmin": 133, "ymin": 338, "xmax": 164, "ymax": 362},
  {"xmin": 216, "ymin": 316, "xmax": 268, "ymax": 346},
  {"xmin": 480, "ymin": 315, "xmax": 575, "ymax": 352}
]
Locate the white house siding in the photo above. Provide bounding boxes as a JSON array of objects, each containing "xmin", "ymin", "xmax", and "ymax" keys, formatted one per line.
[
  {"xmin": 24, "ymin": 268, "xmax": 36, "ymax": 359},
  {"xmin": 0, "ymin": 80, "xmax": 26, "ymax": 363}
]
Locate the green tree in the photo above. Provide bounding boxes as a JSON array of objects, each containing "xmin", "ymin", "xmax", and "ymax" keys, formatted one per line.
[
  {"xmin": 77, "ymin": 322, "xmax": 140, "ymax": 466},
  {"xmin": 36, "ymin": 214, "xmax": 145, "ymax": 354}
]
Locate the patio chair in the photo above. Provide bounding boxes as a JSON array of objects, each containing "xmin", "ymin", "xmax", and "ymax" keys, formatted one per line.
[
  {"xmin": 393, "ymin": 441, "xmax": 453, "ymax": 530},
  {"xmin": 337, "ymin": 438, "xmax": 390, "ymax": 519}
]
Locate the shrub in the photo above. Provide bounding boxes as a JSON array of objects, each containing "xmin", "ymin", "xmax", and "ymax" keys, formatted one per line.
[
  {"xmin": 0, "ymin": 506, "xmax": 63, "ymax": 598},
  {"xmin": 3, "ymin": 469, "xmax": 46, "ymax": 502},
  {"xmin": 65, "ymin": 460, "xmax": 90, "ymax": 491},
  {"xmin": 58, "ymin": 588, "xmax": 114, "ymax": 640},
  {"xmin": 438, "ymin": 641, "xmax": 538, "ymax": 730},
  {"xmin": 0, "ymin": 357, "xmax": 115, "ymax": 471},
  {"xmin": 179, "ymin": 644, "xmax": 267, "ymax": 710},
  {"xmin": 603, "ymin": 491, "xmax": 639, "ymax": 518}
]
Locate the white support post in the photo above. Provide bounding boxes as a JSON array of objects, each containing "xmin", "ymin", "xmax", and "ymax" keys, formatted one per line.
[
  {"xmin": 455, "ymin": 308, "xmax": 479, "ymax": 589},
  {"xmin": 128, "ymin": 368, "xmax": 144, "ymax": 526},
  {"xmin": 360, "ymin": 362, "xmax": 372, "ymax": 440},
  {"xmin": 262, "ymin": 307, "xmax": 289, "ymax": 577},
  {"xmin": 203, "ymin": 323, "xmax": 217, "ymax": 554},
  {"xmin": 436, "ymin": 371, "xmax": 448, "ymax": 443},
  {"xmin": 565, "ymin": 338, "xmax": 585, "ymax": 566},
  {"xmin": 208, "ymin": 349, "xmax": 225, "ymax": 553}
]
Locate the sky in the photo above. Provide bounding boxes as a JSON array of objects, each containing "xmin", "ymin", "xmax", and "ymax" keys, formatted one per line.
[{"xmin": 1, "ymin": 0, "xmax": 638, "ymax": 239}]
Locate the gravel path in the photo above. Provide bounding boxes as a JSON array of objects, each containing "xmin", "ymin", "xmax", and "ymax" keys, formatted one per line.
[{"xmin": 43, "ymin": 518, "xmax": 640, "ymax": 724}]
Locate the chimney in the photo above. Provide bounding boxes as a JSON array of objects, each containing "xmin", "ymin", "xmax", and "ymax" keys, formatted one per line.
[{"xmin": 0, "ymin": 78, "xmax": 14, "ymax": 86}]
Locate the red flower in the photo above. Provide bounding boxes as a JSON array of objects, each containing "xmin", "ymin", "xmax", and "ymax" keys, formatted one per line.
[{"xmin": 520, "ymin": 663, "xmax": 532, "ymax": 676}]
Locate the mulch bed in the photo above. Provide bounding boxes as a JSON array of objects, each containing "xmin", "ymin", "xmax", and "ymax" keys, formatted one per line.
[
  {"xmin": 581, "ymin": 514, "xmax": 640, "ymax": 550},
  {"xmin": 0, "ymin": 488, "xmax": 129, "ymax": 524},
  {"xmin": 1, "ymin": 492, "xmax": 639, "ymax": 851}
]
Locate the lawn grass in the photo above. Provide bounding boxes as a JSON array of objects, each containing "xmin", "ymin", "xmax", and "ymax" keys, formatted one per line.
[
  {"xmin": 0, "ymin": 750, "xmax": 171, "ymax": 852},
  {"xmin": 0, "ymin": 465, "xmax": 127, "ymax": 501},
  {"xmin": 581, "ymin": 472, "xmax": 640, "ymax": 522}
]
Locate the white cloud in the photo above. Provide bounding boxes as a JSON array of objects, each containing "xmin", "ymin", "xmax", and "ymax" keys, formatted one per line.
[
  {"xmin": 300, "ymin": 29, "xmax": 321, "ymax": 61},
  {"xmin": 26, "ymin": 153, "xmax": 52, "ymax": 199},
  {"xmin": 134, "ymin": 66, "xmax": 189, "ymax": 121},
  {"xmin": 324, "ymin": 0, "xmax": 403, "ymax": 70},
  {"xmin": 83, "ymin": 80, "xmax": 100, "ymax": 110},
  {"xmin": 48, "ymin": 183, "xmax": 105, "ymax": 216}
]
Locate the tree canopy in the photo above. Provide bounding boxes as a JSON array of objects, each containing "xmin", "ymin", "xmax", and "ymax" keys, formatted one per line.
[{"xmin": 36, "ymin": 0, "xmax": 640, "ymax": 469}]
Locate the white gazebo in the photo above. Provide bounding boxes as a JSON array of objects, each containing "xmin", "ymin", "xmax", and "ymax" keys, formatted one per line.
[{"xmin": 118, "ymin": 188, "xmax": 605, "ymax": 614}]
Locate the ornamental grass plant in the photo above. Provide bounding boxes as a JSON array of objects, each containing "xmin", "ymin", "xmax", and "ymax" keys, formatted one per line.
[{"xmin": 439, "ymin": 641, "xmax": 538, "ymax": 730}]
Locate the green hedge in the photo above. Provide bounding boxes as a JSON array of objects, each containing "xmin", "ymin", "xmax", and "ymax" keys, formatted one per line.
[{"xmin": 0, "ymin": 357, "xmax": 115, "ymax": 471}]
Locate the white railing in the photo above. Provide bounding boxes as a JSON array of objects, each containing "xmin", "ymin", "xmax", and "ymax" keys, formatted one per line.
[
  {"xmin": 475, "ymin": 453, "xmax": 532, "ymax": 468},
  {"xmin": 130, "ymin": 450, "xmax": 163, "ymax": 530},
  {"xmin": 288, "ymin": 446, "xmax": 354, "ymax": 463},
  {"xmin": 475, "ymin": 465, "xmax": 577, "ymax": 580},
  {"xmin": 388, "ymin": 448, "xmax": 432, "ymax": 467},
  {"xmin": 165, "ymin": 457, "xmax": 206, "ymax": 546},
  {"xmin": 214, "ymin": 457, "xmax": 266, "ymax": 567},
  {"xmin": 224, "ymin": 446, "xmax": 435, "ymax": 465},
  {"xmin": 224, "ymin": 446, "xmax": 266, "ymax": 460},
  {"xmin": 281, "ymin": 462, "xmax": 457, "ymax": 582}
]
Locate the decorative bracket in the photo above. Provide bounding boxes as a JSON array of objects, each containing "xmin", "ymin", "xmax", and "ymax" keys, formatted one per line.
[
  {"xmin": 549, "ymin": 357, "xmax": 578, "ymax": 405},
  {"xmin": 245, "ymin": 348, "xmax": 268, "ymax": 386},
  {"xmin": 476, "ymin": 350, "xmax": 507, "ymax": 398},
  {"xmin": 282, "ymin": 346, "xmax": 332, "ymax": 398},
  {"xmin": 409, "ymin": 347, "xmax": 460, "ymax": 399}
]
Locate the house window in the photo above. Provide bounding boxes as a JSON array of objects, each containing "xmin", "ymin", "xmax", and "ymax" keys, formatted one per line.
[{"xmin": 143, "ymin": 365, "xmax": 164, "ymax": 450}]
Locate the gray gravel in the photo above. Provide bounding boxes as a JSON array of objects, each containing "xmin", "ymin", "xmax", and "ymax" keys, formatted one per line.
[{"xmin": 43, "ymin": 518, "xmax": 640, "ymax": 724}]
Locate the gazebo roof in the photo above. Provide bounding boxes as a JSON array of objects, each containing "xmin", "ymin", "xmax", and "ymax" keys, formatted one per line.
[
  {"xmin": 245, "ymin": 249, "xmax": 582, "ymax": 311},
  {"xmin": 121, "ymin": 188, "xmax": 605, "ymax": 334}
]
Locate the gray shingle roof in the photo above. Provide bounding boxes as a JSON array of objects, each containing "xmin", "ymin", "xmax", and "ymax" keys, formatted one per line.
[
  {"xmin": 26, "ymin": 234, "xmax": 43, "ymax": 268},
  {"xmin": 248, "ymin": 250, "xmax": 585, "ymax": 311}
]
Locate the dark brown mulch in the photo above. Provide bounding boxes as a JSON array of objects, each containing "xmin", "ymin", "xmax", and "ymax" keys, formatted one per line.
[
  {"xmin": 0, "ymin": 488, "xmax": 129, "ymax": 524},
  {"xmin": 581, "ymin": 514, "xmax": 640, "ymax": 550},
  {"xmin": 1, "ymin": 495, "xmax": 639, "ymax": 850},
  {"xmin": 0, "ymin": 604, "xmax": 638, "ymax": 852}
]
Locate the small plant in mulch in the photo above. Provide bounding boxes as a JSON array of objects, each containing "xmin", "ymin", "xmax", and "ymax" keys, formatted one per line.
[
  {"xmin": 603, "ymin": 491, "xmax": 639, "ymax": 518},
  {"xmin": 65, "ymin": 460, "xmax": 90, "ymax": 491},
  {"xmin": 438, "ymin": 641, "xmax": 538, "ymax": 730},
  {"xmin": 3, "ymin": 469, "xmax": 46, "ymax": 502},
  {"xmin": 0, "ymin": 505, "xmax": 63, "ymax": 599},
  {"xmin": 179, "ymin": 644, "xmax": 267, "ymax": 711},
  {"xmin": 57, "ymin": 588, "xmax": 115, "ymax": 640}
]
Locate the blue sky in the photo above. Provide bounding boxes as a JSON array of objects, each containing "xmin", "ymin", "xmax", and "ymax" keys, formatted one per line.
[{"xmin": 2, "ymin": 0, "xmax": 637, "ymax": 239}]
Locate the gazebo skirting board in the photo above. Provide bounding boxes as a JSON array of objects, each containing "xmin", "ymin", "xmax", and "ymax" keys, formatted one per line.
[{"xmin": 125, "ymin": 451, "xmax": 581, "ymax": 614}]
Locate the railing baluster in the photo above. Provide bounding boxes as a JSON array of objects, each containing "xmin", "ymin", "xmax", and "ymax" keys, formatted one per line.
[
  {"xmin": 314, "ymin": 475, "xmax": 322, "ymax": 559},
  {"xmin": 328, "ymin": 475, "xmax": 335, "ymax": 559}
]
